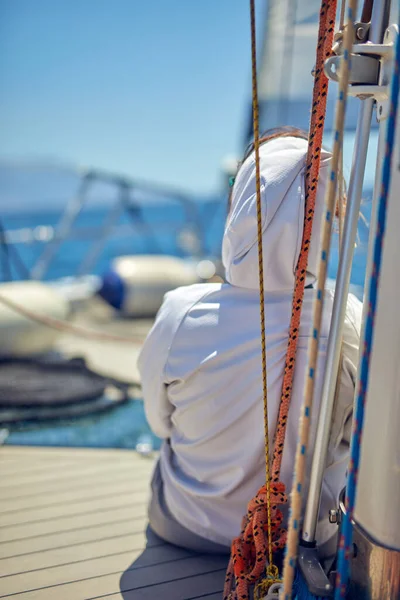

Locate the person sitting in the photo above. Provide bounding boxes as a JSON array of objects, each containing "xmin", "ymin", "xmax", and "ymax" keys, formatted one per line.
[{"xmin": 138, "ymin": 127, "xmax": 361, "ymax": 558}]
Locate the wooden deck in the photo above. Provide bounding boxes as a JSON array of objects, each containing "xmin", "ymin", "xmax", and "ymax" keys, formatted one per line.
[{"xmin": 0, "ymin": 446, "xmax": 227, "ymax": 599}]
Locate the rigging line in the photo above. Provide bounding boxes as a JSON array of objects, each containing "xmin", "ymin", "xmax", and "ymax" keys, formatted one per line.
[
  {"xmin": 0, "ymin": 222, "xmax": 12, "ymax": 282},
  {"xmin": 242, "ymin": 0, "xmax": 270, "ymax": 147},
  {"xmin": 0, "ymin": 292, "xmax": 145, "ymax": 344},
  {"xmin": 339, "ymin": 0, "xmax": 346, "ymax": 30},
  {"xmin": 281, "ymin": 0, "xmax": 356, "ymax": 597},
  {"xmin": 337, "ymin": 147, "xmax": 345, "ymax": 249},
  {"xmin": 0, "ymin": 218, "xmax": 33, "ymax": 281},
  {"xmin": 271, "ymin": 0, "xmax": 337, "ymax": 486},
  {"xmin": 249, "ymin": 0, "xmax": 275, "ymax": 573}
]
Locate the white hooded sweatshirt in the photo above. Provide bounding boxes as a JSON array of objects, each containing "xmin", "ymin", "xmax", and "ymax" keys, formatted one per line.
[{"xmin": 138, "ymin": 136, "xmax": 361, "ymax": 549}]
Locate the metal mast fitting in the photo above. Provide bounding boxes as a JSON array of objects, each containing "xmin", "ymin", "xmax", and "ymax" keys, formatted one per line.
[{"xmin": 325, "ymin": 24, "xmax": 398, "ymax": 121}]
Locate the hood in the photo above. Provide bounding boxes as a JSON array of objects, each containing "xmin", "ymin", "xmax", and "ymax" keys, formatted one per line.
[{"xmin": 222, "ymin": 136, "xmax": 331, "ymax": 292}]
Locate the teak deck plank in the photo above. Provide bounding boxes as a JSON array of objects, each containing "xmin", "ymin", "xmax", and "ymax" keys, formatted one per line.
[{"xmin": 0, "ymin": 447, "xmax": 227, "ymax": 599}]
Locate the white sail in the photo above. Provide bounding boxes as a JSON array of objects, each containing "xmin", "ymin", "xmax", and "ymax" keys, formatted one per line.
[{"xmin": 248, "ymin": 0, "xmax": 363, "ymax": 141}]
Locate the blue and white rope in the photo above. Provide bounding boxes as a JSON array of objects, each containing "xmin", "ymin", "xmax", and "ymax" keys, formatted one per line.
[{"xmin": 334, "ymin": 11, "xmax": 400, "ymax": 599}]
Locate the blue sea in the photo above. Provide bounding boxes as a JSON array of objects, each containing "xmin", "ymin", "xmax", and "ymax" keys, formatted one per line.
[
  {"xmin": 1, "ymin": 199, "xmax": 226, "ymax": 282},
  {"xmin": 1, "ymin": 190, "xmax": 372, "ymax": 451}
]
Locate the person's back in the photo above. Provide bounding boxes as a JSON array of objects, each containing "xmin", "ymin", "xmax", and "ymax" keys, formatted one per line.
[{"xmin": 138, "ymin": 132, "xmax": 361, "ymax": 554}]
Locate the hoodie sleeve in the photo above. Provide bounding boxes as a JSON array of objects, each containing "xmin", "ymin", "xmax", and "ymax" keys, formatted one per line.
[
  {"xmin": 137, "ymin": 291, "xmax": 179, "ymax": 439},
  {"xmin": 137, "ymin": 284, "xmax": 211, "ymax": 439}
]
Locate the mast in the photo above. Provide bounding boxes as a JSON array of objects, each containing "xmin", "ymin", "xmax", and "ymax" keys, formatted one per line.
[{"xmin": 348, "ymin": 1, "xmax": 400, "ymax": 597}]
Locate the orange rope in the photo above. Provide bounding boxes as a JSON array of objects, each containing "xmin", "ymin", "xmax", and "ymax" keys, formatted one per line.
[
  {"xmin": 223, "ymin": 1, "xmax": 336, "ymax": 598},
  {"xmin": 271, "ymin": 0, "xmax": 337, "ymax": 485}
]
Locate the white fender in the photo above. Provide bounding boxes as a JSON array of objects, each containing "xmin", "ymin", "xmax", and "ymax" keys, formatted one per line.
[
  {"xmin": 98, "ymin": 255, "xmax": 205, "ymax": 317},
  {"xmin": 0, "ymin": 281, "xmax": 70, "ymax": 356}
]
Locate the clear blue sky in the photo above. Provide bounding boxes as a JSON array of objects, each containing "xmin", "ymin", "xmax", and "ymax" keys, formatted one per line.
[{"xmin": 0, "ymin": 0, "xmax": 263, "ymax": 194}]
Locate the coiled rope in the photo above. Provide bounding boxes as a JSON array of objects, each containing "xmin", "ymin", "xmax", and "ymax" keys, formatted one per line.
[
  {"xmin": 223, "ymin": 1, "xmax": 336, "ymax": 598},
  {"xmin": 334, "ymin": 14, "xmax": 400, "ymax": 599},
  {"xmin": 282, "ymin": 2, "xmax": 357, "ymax": 598}
]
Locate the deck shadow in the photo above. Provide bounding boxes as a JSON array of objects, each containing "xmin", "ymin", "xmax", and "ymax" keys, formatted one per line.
[{"xmin": 119, "ymin": 525, "xmax": 228, "ymax": 599}]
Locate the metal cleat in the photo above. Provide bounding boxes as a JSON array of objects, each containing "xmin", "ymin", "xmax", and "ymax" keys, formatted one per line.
[{"xmin": 324, "ymin": 24, "xmax": 399, "ymax": 120}]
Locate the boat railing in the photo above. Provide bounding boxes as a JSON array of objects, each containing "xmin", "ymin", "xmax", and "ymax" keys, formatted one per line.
[{"xmin": 1, "ymin": 167, "xmax": 210, "ymax": 281}]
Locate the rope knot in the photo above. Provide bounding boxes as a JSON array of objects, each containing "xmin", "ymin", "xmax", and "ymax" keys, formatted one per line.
[{"xmin": 223, "ymin": 481, "xmax": 288, "ymax": 600}]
